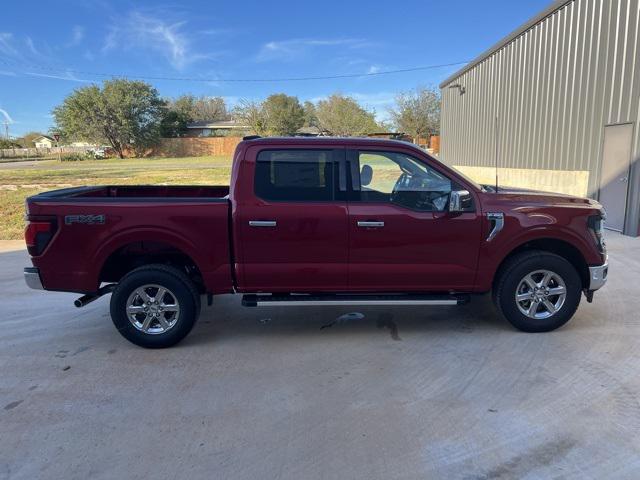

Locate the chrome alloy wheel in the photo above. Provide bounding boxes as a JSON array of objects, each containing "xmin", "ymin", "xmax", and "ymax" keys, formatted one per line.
[
  {"xmin": 515, "ymin": 270, "xmax": 567, "ymax": 320},
  {"xmin": 126, "ymin": 284, "xmax": 180, "ymax": 334}
]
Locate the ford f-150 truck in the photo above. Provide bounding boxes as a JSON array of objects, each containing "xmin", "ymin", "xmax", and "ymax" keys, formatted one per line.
[{"xmin": 23, "ymin": 137, "xmax": 608, "ymax": 348}]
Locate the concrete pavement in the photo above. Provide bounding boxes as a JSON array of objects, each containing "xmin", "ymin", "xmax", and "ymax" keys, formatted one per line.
[{"xmin": 1, "ymin": 233, "xmax": 639, "ymax": 479}]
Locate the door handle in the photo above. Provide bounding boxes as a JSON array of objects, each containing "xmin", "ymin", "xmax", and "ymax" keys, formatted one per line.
[
  {"xmin": 620, "ymin": 176, "xmax": 628, "ymax": 183},
  {"xmin": 357, "ymin": 221, "xmax": 385, "ymax": 228},
  {"xmin": 249, "ymin": 220, "xmax": 277, "ymax": 227}
]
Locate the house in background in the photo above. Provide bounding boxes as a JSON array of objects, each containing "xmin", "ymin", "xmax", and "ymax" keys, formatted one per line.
[
  {"xmin": 33, "ymin": 135, "xmax": 56, "ymax": 149},
  {"xmin": 185, "ymin": 120, "xmax": 250, "ymax": 137},
  {"xmin": 440, "ymin": 0, "xmax": 640, "ymax": 236}
]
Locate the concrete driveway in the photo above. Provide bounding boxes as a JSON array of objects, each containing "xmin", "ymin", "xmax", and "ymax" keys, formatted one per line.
[{"xmin": 1, "ymin": 233, "xmax": 639, "ymax": 479}]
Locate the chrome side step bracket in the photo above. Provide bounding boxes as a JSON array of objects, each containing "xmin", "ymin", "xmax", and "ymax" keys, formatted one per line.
[{"xmin": 242, "ymin": 294, "xmax": 470, "ymax": 308}]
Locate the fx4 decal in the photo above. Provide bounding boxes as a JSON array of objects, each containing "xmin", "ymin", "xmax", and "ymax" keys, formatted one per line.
[{"xmin": 64, "ymin": 214, "xmax": 106, "ymax": 225}]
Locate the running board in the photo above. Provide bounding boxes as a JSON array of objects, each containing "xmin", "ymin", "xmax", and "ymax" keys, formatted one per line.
[{"xmin": 242, "ymin": 293, "xmax": 470, "ymax": 307}]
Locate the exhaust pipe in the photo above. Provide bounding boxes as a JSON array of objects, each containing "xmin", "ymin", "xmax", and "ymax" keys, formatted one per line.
[{"xmin": 74, "ymin": 284, "xmax": 116, "ymax": 308}]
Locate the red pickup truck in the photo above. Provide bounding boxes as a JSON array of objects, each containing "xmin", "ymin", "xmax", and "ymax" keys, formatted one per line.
[{"xmin": 24, "ymin": 137, "xmax": 608, "ymax": 348}]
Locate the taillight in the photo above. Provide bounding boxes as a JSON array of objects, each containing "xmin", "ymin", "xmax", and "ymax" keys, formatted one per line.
[{"xmin": 25, "ymin": 217, "xmax": 57, "ymax": 256}]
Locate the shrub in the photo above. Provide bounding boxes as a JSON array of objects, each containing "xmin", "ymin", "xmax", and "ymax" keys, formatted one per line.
[{"xmin": 60, "ymin": 152, "xmax": 90, "ymax": 161}]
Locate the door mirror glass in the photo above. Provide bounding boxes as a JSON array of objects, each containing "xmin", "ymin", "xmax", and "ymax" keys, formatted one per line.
[{"xmin": 449, "ymin": 190, "xmax": 472, "ymax": 212}]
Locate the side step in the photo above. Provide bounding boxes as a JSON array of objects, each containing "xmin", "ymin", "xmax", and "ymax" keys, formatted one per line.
[{"xmin": 242, "ymin": 293, "xmax": 470, "ymax": 307}]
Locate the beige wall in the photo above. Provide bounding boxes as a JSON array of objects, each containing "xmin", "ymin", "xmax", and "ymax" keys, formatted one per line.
[{"xmin": 454, "ymin": 165, "xmax": 590, "ymax": 198}]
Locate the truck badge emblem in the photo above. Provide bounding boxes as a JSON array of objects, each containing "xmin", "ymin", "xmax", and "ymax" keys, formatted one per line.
[{"xmin": 64, "ymin": 214, "xmax": 105, "ymax": 225}]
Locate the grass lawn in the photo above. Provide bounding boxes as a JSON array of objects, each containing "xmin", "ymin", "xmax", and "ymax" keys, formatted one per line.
[{"xmin": 0, "ymin": 156, "xmax": 232, "ymax": 240}]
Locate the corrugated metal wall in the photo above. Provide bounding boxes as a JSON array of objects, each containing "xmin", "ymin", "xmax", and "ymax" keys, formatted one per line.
[{"xmin": 441, "ymin": 0, "xmax": 640, "ymax": 203}]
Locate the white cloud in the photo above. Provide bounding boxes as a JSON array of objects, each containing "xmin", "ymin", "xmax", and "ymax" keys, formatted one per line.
[
  {"xmin": 0, "ymin": 108, "xmax": 13, "ymax": 124},
  {"xmin": 25, "ymin": 36, "xmax": 39, "ymax": 55},
  {"xmin": 67, "ymin": 26, "xmax": 85, "ymax": 47},
  {"xmin": 256, "ymin": 38, "xmax": 374, "ymax": 62},
  {"xmin": 24, "ymin": 71, "xmax": 91, "ymax": 83},
  {"xmin": 0, "ymin": 33, "xmax": 18, "ymax": 56},
  {"xmin": 103, "ymin": 11, "xmax": 210, "ymax": 70},
  {"xmin": 198, "ymin": 28, "xmax": 235, "ymax": 36}
]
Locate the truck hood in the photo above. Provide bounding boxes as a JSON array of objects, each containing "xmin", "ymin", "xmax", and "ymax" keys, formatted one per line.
[{"xmin": 485, "ymin": 185, "xmax": 602, "ymax": 209}]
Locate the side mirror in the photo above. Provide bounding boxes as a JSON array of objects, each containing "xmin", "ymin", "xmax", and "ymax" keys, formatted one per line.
[{"xmin": 449, "ymin": 190, "xmax": 471, "ymax": 212}]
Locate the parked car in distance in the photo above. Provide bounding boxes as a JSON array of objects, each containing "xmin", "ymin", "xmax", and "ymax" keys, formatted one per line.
[{"xmin": 24, "ymin": 136, "xmax": 608, "ymax": 347}]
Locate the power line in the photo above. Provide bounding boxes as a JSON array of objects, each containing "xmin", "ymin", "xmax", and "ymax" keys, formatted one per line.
[{"xmin": 0, "ymin": 57, "xmax": 469, "ymax": 83}]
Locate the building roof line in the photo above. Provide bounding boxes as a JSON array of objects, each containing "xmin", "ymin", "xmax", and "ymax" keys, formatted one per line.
[{"xmin": 439, "ymin": 0, "xmax": 574, "ymax": 88}]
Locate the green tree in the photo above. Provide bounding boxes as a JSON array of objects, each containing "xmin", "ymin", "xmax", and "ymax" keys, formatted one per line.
[
  {"xmin": 388, "ymin": 86, "xmax": 441, "ymax": 141},
  {"xmin": 52, "ymin": 79, "xmax": 165, "ymax": 158},
  {"xmin": 161, "ymin": 95, "xmax": 229, "ymax": 137},
  {"xmin": 315, "ymin": 94, "xmax": 380, "ymax": 136},
  {"xmin": 233, "ymin": 99, "xmax": 269, "ymax": 136},
  {"xmin": 262, "ymin": 94, "xmax": 304, "ymax": 136},
  {"xmin": 190, "ymin": 96, "xmax": 227, "ymax": 122},
  {"xmin": 159, "ymin": 109, "xmax": 190, "ymax": 138},
  {"xmin": 302, "ymin": 101, "xmax": 319, "ymax": 128},
  {"xmin": 0, "ymin": 139, "xmax": 20, "ymax": 149}
]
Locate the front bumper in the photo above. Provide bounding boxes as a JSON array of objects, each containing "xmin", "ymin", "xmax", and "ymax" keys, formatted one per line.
[
  {"xmin": 24, "ymin": 267, "xmax": 44, "ymax": 290},
  {"xmin": 588, "ymin": 256, "xmax": 608, "ymax": 291}
]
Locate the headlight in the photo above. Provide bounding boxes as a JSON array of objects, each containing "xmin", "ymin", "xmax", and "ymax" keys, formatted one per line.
[{"xmin": 588, "ymin": 212, "xmax": 606, "ymax": 254}]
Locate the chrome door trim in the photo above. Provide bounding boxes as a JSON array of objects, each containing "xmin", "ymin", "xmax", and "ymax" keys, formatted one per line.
[
  {"xmin": 249, "ymin": 220, "xmax": 277, "ymax": 227},
  {"xmin": 357, "ymin": 221, "xmax": 385, "ymax": 228}
]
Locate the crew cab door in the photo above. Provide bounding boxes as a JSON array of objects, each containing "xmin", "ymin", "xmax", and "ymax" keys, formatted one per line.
[
  {"xmin": 234, "ymin": 146, "xmax": 348, "ymax": 292},
  {"xmin": 347, "ymin": 148, "xmax": 482, "ymax": 292}
]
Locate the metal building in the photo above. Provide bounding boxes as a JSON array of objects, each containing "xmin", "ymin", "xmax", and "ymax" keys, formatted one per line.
[{"xmin": 440, "ymin": 0, "xmax": 640, "ymax": 236}]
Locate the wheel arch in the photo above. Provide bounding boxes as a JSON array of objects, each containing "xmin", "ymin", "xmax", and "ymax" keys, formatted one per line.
[
  {"xmin": 492, "ymin": 237, "xmax": 590, "ymax": 291},
  {"xmin": 95, "ymin": 230, "xmax": 206, "ymax": 293}
]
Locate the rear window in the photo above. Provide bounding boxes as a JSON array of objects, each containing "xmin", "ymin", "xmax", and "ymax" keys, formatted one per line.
[{"xmin": 255, "ymin": 150, "xmax": 334, "ymax": 201}]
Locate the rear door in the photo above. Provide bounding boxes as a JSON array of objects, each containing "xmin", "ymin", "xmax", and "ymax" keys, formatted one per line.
[
  {"xmin": 347, "ymin": 148, "xmax": 482, "ymax": 292},
  {"xmin": 235, "ymin": 146, "xmax": 348, "ymax": 292}
]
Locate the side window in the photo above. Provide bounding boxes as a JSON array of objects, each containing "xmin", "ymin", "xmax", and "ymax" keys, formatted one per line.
[
  {"xmin": 356, "ymin": 151, "xmax": 452, "ymax": 212},
  {"xmin": 255, "ymin": 150, "xmax": 334, "ymax": 201}
]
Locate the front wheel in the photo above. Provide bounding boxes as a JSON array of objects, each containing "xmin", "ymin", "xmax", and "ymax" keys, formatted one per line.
[
  {"xmin": 110, "ymin": 264, "xmax": 201, "ymax": 348},
  {"xmin": 494, "ymin": 251, "xmax": 582, "ymax": 332}
]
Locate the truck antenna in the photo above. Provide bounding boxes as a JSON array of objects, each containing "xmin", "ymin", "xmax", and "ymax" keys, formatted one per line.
[{"xmin": 494, "ymin": 115, "xmax": 500, "ymax": 193}]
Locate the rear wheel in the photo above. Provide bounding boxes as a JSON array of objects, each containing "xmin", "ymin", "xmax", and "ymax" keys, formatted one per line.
[
  {"xmin": 494, "ymin": 251, "xmax": 581, "ymax": 332},
  {"xmin": 110, "ymin": 264, "xmax": 200, "ymax": 348}
]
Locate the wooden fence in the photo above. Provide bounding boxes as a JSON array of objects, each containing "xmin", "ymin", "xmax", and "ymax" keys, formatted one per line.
[
  {"xmin": 150, "ymin": 137, "xmax": 242, "ymax": 158},
  {"xmin": 150, "ymin": 136, "xmax": 438, "ymax": 158},
  {"xmin": 0, "ymin": 146, "xmax": 93, "ymax": 159}
]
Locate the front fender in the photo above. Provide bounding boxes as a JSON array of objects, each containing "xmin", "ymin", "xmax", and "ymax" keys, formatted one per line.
[{"xmin": 475, "ymin": 213, "xmax": 600, "ymax": 291}]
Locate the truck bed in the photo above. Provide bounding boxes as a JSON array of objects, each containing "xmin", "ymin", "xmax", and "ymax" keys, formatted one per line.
[
  {"xmin": 29, "ymin": 185, "xmax": 230, "ymax": 200},
  {"xmin": 26, "ymin": 185, "xmax": 233, "ymax": 294}
]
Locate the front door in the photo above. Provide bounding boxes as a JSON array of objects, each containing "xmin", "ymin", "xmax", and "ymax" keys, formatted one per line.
[
  {"xmin": 347, "ymin": 149, "xmax": 482, "ymax": 292},
  {"xmin": 599, "ymin": 123, "xmax": 634, "ymax": 232},
  {"xmin": 236, "ymin": 147, "xmax": 348, "ymax": 292}
]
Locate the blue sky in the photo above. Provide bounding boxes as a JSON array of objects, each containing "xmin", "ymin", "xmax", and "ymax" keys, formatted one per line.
[{"xmin": 0, "ymin": 0, "xmax": 551, "ymax": 136}]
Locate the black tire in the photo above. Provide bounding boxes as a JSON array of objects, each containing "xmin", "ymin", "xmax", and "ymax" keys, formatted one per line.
[
  {"xmin": 494, "ymin": 250, "xmax": 582, "ymax": 333},
  {"xmin": 110, "ymin": 264, "xmax": 201, "ymax": 348}
]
